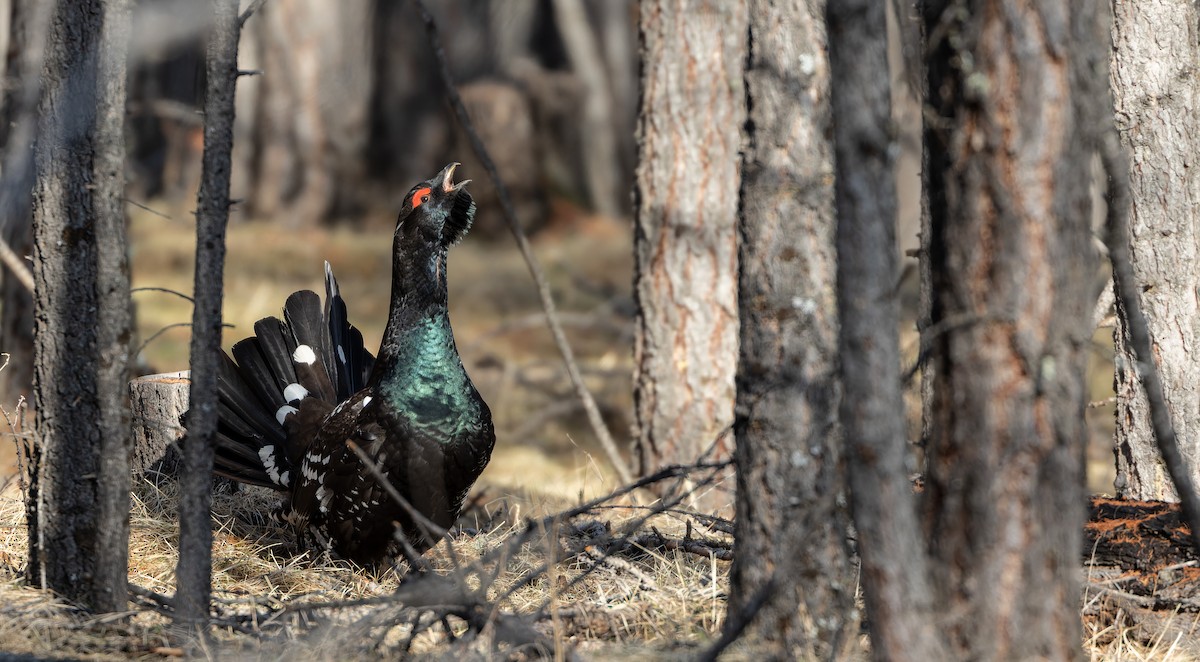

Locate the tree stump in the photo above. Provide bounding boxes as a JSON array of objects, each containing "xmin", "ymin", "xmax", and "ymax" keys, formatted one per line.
[{"xmin": 129, "ymin": 371, "xmax": 189, "ymax": 480}]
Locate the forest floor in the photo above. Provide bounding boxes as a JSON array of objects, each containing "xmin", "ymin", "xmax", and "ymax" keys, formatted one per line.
[{"xmin": 0, "ymin": 202, "xmax": 1188, "ymax": 659}]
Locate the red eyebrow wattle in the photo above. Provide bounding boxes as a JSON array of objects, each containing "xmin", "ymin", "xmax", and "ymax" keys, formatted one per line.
[{"xmin": 411, "ymin": 187, "xmax": 432, "ymax": 209}]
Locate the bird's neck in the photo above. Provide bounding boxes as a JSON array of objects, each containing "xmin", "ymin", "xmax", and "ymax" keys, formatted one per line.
[
  {"xmin": 374, "ymin": 232, "xmax": 451, "ymax": 366},
  {"xmin": 370, "ymin": 231, "xmax": 483, "ymax": 438}
]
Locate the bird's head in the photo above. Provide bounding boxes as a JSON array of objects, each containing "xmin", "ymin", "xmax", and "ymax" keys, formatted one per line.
[{"xmin": 397, "ymin": 162, "xmax": 477, "ymax": 247}]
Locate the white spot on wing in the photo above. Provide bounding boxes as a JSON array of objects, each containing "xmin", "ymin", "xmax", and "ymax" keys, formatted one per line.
[
  {"xmin": 275, "ymin": 405, "xmax": 298, "ymax": 425},
  {"xmin": 337, "ymin": 345, "xmax": 347, "ymax": 364},
  {"xmin": 362, "ymin": 396, "xmax": 372, "ymax": 407},
  {"xmin": 283, "ymin": 382, "xmax": 308, "ymax": 403},
  {"xmin": 292, "ymin": 344, "xmax": 316, "ymax": 365}
]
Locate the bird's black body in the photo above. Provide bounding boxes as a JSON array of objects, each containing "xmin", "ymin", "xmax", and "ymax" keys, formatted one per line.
[{"xmin": 205, "ymin": 163, "xmax": 495, "ymax": 565}]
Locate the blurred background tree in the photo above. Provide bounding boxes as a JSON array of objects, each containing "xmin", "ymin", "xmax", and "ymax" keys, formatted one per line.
[{"xmin": 122, "ymin": 0, "xmax": 636, "ymax": 232}]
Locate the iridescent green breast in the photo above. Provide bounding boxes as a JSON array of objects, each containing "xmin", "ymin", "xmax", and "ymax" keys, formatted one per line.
[{"xmin": 377, "ymin": 315, "xmax": 486, "ymax": 440}]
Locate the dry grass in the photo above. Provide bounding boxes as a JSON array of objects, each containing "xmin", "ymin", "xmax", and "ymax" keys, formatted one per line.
[
  {"xmin": 0, "ymin": 200, "xmax": 1175, "ymax": 659},
  {"xmin": 0, "ymin": 464, "xmax": 738, "ymax": 659}
]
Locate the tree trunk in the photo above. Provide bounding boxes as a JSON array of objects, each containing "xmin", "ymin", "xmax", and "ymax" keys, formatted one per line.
[
  {"xmin": 240, "ymin": 0, "xmax": 373, "ymax": 225},
  {"xmin": 175, "ymin": 0, "xmax": 240, "ymax": 627},
  {"xmin": 1109, "ymin": 0, "xmax": 1200, "ymax": 501},
  {"xmin": 550, "ymin": 0, "xmax": 620, "ymax": 218},
  {"xmin": 727, "ymin": 0, "xmax": 856, "ymax": 656},
  {"xmin": 828, "ymin": 1, "xmax": 946, "ymax": 659},
  {"xmin": 922, "ymin": 2, "xmax": 1096, "ymax": 658},
  {"xmin": 632, "ymin": 0, "xmax": 744, "ymax": 512},
  {"xmin": 29, "ymin": 0, "xmax": 133, "ymax": 613}
]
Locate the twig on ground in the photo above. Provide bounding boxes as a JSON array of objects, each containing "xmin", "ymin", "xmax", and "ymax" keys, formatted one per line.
[
  {"xmin": 408, "ymin": 0, "xmax": 633, "ymax": 486},
  {"xmin": 1102, "ymin": 128, "xmax": 1200, "ymax": 558}
]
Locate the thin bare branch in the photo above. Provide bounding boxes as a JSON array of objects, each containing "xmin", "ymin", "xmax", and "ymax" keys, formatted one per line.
[
  {"xmin": 237, "ymin": 0, "xmax": 267, "ymax": 28},
  {"xmin": 132, "ymin": 287, "xmax": 195, "ymax": 304},
  {"xmin": 0, "ymin": 232, "xmax": 33, "ymax": 293},
  {"xmin": 407, "ymin": 0, "xmax": 633, "ymax": 486}
]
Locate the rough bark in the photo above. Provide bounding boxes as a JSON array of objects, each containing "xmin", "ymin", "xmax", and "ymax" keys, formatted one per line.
[
  {"xmin": 726, "ymin": 0, "xmax": 855, "ymax": 657},
  {"xmin": 828, "ymin": 1, "xmax": 945, "ymax": 660},
  {"xmin": 176, "ymin": 0, "xmax": 240, "ymax": 627},
  {"xmin": 1109, "ymin": 0, "xmax": 1200, "ymax": 501},
  {"xmin": 632, "ymin": 0, "xmax": 744, "ymax": 511},
  {"xmin": 922, "ymin": 2, "xmax": 1096, "ymax": 659},
  {"xmin": 92, "ymin": 0, "xmax": 134, "ymax": 614},
  {"xmin": 29, "ymin": 0, "xmax": 133, "ymax": 613}
]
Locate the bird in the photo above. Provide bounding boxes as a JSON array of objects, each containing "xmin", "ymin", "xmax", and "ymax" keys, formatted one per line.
[{"xmin": 202, "ymin": 162, "xmax": 495, "ymax": 566}]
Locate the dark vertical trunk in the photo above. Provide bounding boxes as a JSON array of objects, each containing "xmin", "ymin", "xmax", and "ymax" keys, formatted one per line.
[
  {"xmin": 29, "ymin": 0, "xmax": 132, "ymax": 613},
  {"xmin": 828, "ymin": 1, "xmax": 946, "ymax": 659},
  {"xmin": 175, "ymin": 0, "xmax": 240, "ymax": 627},
  {"xmin": 632, "ymin": 0, "xmax": 744, "ymax": 511},
  {"xmin": 727, "ymin": 0, "xmax": 856, "ymax": 656},
  {"xmin": 1109, "ymin": 0, "xmax": 1200, "ymax": 501},
  {"xmin": 922, "ymin": 2, "xmax": 1095, "ymax": 658},
  {"xmin": 92, "ymin": 0, "xmax": 134, "ymax": 613}
]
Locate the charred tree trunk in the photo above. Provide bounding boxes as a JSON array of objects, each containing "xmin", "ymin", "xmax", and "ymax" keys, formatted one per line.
[
  {"xmin": 828, "ymin": 1, "xmax": 945, "ymax": 659},
  {"xmin": 1109, "ymin": 0, "xmax": 1200, "ymax": 501},
  {"xmin": 922, "ymin": 2, "xmax": 1097, "ymax": 658},
  {"xmin": 175, "ymin": 0, "xmax": 240, "ymax": 627},
  {"xmin": 29, "ymin": 0, "xmax": 133, "ymax": 613},
  {"xmin": 727, "ymin": 0, "xmax": 856, "ymax": 656},
  {"xmin": 632, "ymin": 0, "xmax": 744, "ymax": 511}
]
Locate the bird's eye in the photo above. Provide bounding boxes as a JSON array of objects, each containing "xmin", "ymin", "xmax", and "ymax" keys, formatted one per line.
[{"xmin": 411, "ymin": 187, "xmax": 433, "ymax": 209}]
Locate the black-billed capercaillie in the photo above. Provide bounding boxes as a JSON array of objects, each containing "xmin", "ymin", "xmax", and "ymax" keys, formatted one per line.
[{"xmin": 197, "ymin": 163, "xmax": 495, "ymax": 566}]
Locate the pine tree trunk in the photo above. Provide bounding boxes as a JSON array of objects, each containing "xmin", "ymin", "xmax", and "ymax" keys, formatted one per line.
[
  {"xmin": 922, "ymin": 2, "xmax": 1097, "ymax": 658},
  {"xmin": 1109, "ymin": 0, "xmax": 1200, "ymax": 501},
  {"xmin": 29, "ymin": 0, "xmax": 132, "ymax": 613},
  {"xmin": 726, "ymin": 0, "xmax": 857, "ymax": 656},
  {"xmin": 632, "ymin": 0, "xmax": 744, "ymax": 511}
]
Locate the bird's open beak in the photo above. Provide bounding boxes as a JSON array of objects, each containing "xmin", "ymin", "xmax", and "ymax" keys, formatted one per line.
[{"xmin": 439, "ymin": 162, "xmax": 471, "ymax": 194}]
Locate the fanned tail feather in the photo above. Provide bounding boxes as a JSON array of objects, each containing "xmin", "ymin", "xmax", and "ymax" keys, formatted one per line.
[
  {"xmin": 324, "ymin": 261, "xmax": 375, "ymax": 399},
  {"xmin": 204, "ymin": 263, "xmax": 375, "ymax": 492}
]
